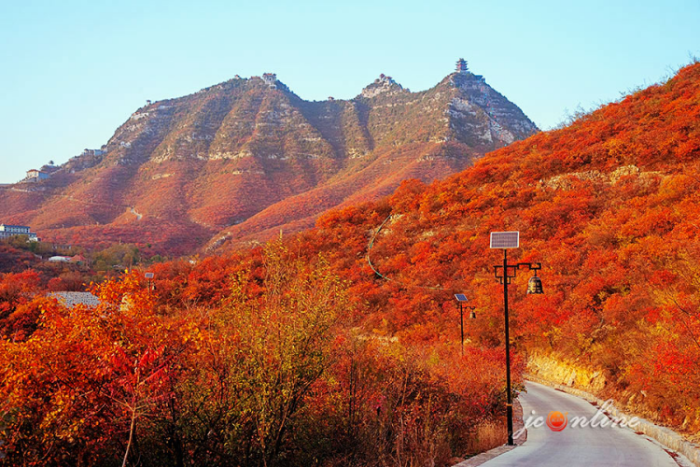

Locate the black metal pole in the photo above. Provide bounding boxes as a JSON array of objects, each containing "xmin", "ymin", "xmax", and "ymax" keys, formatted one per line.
[
  {"xmin": 460, "ymin": 302, "xmax": 464, "ymax": 357},
  {"xmin": 504, "ymin": 250, "xmax": 514, "ymax": 446}
]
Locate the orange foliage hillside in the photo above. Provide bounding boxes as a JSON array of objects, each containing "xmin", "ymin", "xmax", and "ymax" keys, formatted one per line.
[
  {"xmin": 154, "ymin": 60, "xmax": 700, "ymax": 437},
  {"xmin": 2, "ymin": 63, "xmax": 700, "ymax": 465},
  {"xmin": 114, "ymin": 61, "xmax": 700, "ymax": 440},
  {"xmin": 294, "ymin": 61, "xmax": 700, "ymax": 435}
]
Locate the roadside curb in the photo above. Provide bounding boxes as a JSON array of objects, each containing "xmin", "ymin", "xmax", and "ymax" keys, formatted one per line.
[
  {"xmin": 452, "ymin": 400, "xmax": 526, "ymax": 467},
  {"xmin": 451, "ymin": 444, "xmax": 517, "ymax": 467},
  {"xmin": 525, "ymin": 374, "xmax": 700, "ymax": 467}
]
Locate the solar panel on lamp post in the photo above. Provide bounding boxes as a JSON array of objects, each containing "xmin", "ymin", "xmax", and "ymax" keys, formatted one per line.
[
  {"xmin": 454, "ymin": 294, "xmax": 476, "ymax": 357},
  {"xmin": 490, "ymin": 232, "xmax": 543, "ymax": 447}
]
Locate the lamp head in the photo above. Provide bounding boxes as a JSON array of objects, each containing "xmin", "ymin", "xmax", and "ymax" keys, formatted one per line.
[{"xmin": 527, "ymin": 274, "xmax": 544, "ymax": 295}]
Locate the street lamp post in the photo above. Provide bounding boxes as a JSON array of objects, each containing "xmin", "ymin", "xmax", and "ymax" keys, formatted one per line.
[
  {"xmin": 490, "ymin": 232, "xmax": 543, "ymax": 446},
  {"xmin": 454, "ymin": 294, "xmax": 476, "ymax": 357}
]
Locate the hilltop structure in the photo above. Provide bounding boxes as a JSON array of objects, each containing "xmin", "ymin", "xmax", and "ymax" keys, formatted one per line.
[
  {"xmin": 456, "ymin": 58, "xmax": 468, "ymax": 73},
  {"xmin": 261, "ymin": 73, "xmax": 277, "ymax": 88},
  {"xmin": 82, "ymin": 148, "xmax": 107, "ymax": 157}
]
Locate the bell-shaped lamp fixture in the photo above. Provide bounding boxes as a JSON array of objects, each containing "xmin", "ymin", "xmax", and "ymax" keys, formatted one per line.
[
  {"xmin": 527, "ymin": 273, "xmax": 544, "ymax": 295},
  {"xmin": 469, "ymin": 309, "xmax": 477, "ymax": 320}
]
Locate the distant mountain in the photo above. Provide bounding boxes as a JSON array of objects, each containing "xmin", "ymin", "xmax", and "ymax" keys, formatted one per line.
[{"xmin": 0, "ymin": 62, "xmax": 537, "ymax": 254}]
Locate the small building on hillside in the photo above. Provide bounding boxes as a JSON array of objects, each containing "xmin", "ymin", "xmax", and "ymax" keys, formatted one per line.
[
  {"xmin": 39, "ymin": 163, "xmax": 60, "ymax": 175},
  {"xmin": 49, "ymin": 292, "xmax": 101, "ymax": 308},
  {"xmin": 48, "ymin": 256, "xmax": 72, "ymax": 263},
  {"xmin": 0, "ymin": 224, "xmax": 38, "ymax": 241},
  {"xmin": 25, "ymin": 169, "xmax": 50, "ymax": 182},
  {"xmin": 82, "ymin": 148, "xmax": 107, "ymax": 157}
]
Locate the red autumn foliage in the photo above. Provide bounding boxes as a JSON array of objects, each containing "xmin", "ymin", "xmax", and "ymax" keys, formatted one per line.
[{"xmin": 2, "ymin": 61, "xmax": 700, "ymax": 465}]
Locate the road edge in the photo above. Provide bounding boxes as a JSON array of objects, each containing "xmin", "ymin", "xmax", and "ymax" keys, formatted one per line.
[{"xmin": 525, "ymin": 373, "xmax": 700, "ymax": 467}]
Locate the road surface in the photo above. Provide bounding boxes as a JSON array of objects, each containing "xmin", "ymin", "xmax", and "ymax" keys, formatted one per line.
[{"xmin": 481, "ymin": 381, "xmax": 680, "ymax": 467}]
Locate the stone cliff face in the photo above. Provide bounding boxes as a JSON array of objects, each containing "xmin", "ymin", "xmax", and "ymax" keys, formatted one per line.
[
  {"xmin": 0, "ymin": 68, "xmax": 538, "ymax": 253},
  {"xmin": 447, "ymin": 72, "xmax": 538, "ymax": 146}
]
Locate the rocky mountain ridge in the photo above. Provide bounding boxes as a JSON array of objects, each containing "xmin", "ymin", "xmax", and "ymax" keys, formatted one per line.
[{"xmin": 0, "ymin": 63, "xmax": 538, "ymax": 253}]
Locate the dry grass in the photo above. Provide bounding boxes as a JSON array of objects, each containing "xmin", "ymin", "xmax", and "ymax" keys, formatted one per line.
[{"xmin": 465, "ymin": 420, "xmax": 508, "ymax": 456}]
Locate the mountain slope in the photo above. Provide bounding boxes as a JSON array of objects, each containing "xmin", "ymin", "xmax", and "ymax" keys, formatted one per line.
[
  {"xmin": 120, "ymin": 61, "xmax": 700, "ymax": 443},
  {"xmin": 0, "ymin": 66, "xmax": 537, "ymax": 253},
  {"xmin": 284, "ymin": 61, "xmax": 700, "ymax": 438}
]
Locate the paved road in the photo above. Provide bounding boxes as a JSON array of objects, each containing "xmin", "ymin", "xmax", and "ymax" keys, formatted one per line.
[{"xmin": 481, "ymin": 381, "xmax": 680, "ymax": 467}]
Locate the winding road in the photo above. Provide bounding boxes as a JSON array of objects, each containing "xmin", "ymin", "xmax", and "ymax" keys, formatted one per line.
[{"xmin": 481, "ymin": 381, "xmax": 682, "ymax": 467}]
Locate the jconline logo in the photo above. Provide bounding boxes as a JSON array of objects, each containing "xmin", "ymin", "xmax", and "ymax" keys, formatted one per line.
[
  {"xmin": 546, "ymin": 411, "xmax": 568, "ymax": 431},
  {"xmin": 513, "ymin": 400, "xmax": 640, "ymax": 437}
]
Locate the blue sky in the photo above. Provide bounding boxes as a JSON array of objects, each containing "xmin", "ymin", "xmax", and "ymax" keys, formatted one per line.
[{"xmin": 1, "ymin": 0, "xmax": 699, "ymax": 184}]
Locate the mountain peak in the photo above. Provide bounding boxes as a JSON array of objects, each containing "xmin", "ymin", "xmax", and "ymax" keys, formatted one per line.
[
  {"xmin": 448, "ymin": 69, "xmax": 487, "ymax": 87},
  {"xmin": 442, "ymin": 57, "xmax": 488, "ymax": 87},
  {"xmin": 360, "ymin": 74, "xmax": 405, "ymax": 98}
]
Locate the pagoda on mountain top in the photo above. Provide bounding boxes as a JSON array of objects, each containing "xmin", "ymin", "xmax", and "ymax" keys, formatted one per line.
[{"xmin": 456, "ymin": 58, "xmax": 468, "ymax": 73}]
